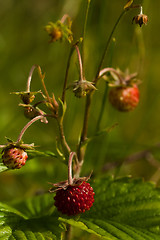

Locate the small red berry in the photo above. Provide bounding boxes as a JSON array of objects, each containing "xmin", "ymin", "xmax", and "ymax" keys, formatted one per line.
[
  {"xmin": 2, "ymin": 148, "xmax": 28, "ymax": 169},
  {"xmin": 54, "ymin": 181, "xmax": 95, "ymax": 216},
  {"xmin": 109, "ymin": 84, "xmax": 139, "ymax": 112}
]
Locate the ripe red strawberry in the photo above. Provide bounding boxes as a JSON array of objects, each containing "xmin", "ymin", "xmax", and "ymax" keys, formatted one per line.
[
  {"xmin": 2, "ymin": 147, "xmax": 28, "ymax": 169},
  {"xmin": 54, "ymin": 181, "xmax": 95, "ymax": 216},
  {"xmin": 108, "ymin": 84, "xmax": 139, "ymax": 112}
]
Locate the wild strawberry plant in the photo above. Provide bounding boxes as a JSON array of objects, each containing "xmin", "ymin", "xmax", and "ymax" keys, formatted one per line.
[{"xmin": 1, "ymin": 1, "xmax": 159, "ymax": 240}]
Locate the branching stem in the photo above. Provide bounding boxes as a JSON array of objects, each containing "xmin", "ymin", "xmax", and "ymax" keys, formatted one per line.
[{"xmin": 77, "ymin": 9, "xmax": 127, "ymax": 163}]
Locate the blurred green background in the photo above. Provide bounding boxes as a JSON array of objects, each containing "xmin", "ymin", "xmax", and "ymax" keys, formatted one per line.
[{"xmin": 0, "ymin": 0, "xmax": 159, "ymax": 209}]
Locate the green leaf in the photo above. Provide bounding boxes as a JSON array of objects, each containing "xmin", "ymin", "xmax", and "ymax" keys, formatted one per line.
[
  {"xmin": 0, "ymin": 162, "xmax": 8, "ymax": 173},
  {"xmin": 2, "ymin": 177, "xmax": 160, "ymax": 239},
  {"xmin": 60, "ymin": 177, "xmax": 160, "ymax": 239},
  {"xmin": 12, "ymin": 193, "xmax": 56, "ymax": 219},
  {"xmin": 0, "ymin": 194, "xmax": 63, "ymax": 240}
]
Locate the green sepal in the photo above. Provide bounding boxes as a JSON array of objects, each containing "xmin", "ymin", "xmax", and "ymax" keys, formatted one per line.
[
  {"xmin": 0, "ymin": 138, "xmax": 35, "ymax": 153},
  {"xmin": 57, "ymin": 98, "xmax": 66, "ymax": 123},
  {"xmin": 11, "ymin": 90, "xmax": 42, "ymax": 104},
  {"xmin": 124, "ymin": 0, "xmax": 133, "ymax": 10},
  {"xmin": 67, "ymin": 80, "xmax": 96, "ymax": 98}
]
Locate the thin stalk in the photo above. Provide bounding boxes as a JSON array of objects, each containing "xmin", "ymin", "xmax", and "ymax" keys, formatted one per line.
[
  {"xmin": 33, "ymin": 100, "xmax": 47, "ymax": 108},
  {"xmin": 95, "ymin": 37, "xmax": 116, "ymax": 132},
  {"xmin": 77, "ymin": 93, "xmax": 92, "ymax": 162},
  {"xmin": 61, "ymin": 14, "xmax": 70, "ymax": 24},
  {"xmin": 75, "ymin": 45, "xmax": 84, "ymax": 81},
  {"xmin": 80, "ymin": 94, "xmax": 92, "ymax": 143},
  {"xmin": 16, "ymin": 115, "xmax": 47, "ymax": 143},
  {"xmin": 62, "ymin": 47, "xmax": 74, "ymax": 102},
  {"xmin": 98, "ymin": 67, "xmax": 123, "ymax": 83},
  {"xmin": 81, "ymin": 0, "xmax": 91, "ymax": 67},
  {"xmin": 68, "ymin": 152, "xmax": 76, "ymax": 185},
  {"xmin": 57, "ymin": 119, "xmax": 71, "ymax": 159},
  {"xmin": 95, "ymin": 83, "xmax": 109, "ymax": 132},
  {"xmin": 140, "ymin": 6, "xmax": 143, "ymax": 14},
  {"xmin": 64, "ymin": 224, "xmax": 72, "ymax": 240},
  {"xmin": 94, "ymin": 10, "xmax": 126, "ymax": 82},
  {"xmin": 26, "ymin": 64, "xmax": 38, "ymax": 92}
]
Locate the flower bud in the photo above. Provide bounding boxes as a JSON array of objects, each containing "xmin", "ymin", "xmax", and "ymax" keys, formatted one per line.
[
  {"xmin": 45, "ymin": 23, "xmax": 62, "ymax": 42},
  {"xmin": 44, "ymin": 21, "xmax": 73, "ymax": 43},
  {"xmin": 24, "ymin": 106, "xmax": 40, "ymax": 119},
  {"xmin": 21, "ymin": 92, "xmax": 35, "ymax": 104}
]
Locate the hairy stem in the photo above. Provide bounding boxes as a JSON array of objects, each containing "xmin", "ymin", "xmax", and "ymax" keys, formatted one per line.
[
  {"xmin": 98, "ymin": 67, "xmax": 123, "ymax": 82},
  {"xmin": 95, "ymin": 83, "xmax": 109, "ymax": 132},
  {"xmin": 16, "ymin": 115, "xmax": 47, "ymax": 143},
  {"xmin": 57, "ymin": 119, "xmax": 71, "ymax": 160},
  {"xmin": 61, "ymin": 14, "xmax": 70, "ymax": 24},
  {"xmin": 77, "ymin": 93, "xmax": 92, "ymax": 163},
  {"xmin": 26, "ymin": 64, "xmax": 38, "ymax": 92},
  {"xmin": 75, "ymin": 45, "xmax": 84, "ymax": 81},
  {"xmin": 95, "ymin": 37, "xmax": 116, "ymax": 132},
  {"xmin": 68, "ymin": 152, "xmax": 76, "ymax": 185}
]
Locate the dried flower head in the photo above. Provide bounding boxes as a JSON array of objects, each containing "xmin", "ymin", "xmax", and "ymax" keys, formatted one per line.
[
  {"xmin": 68, "ymin": 80, "xmax": 96, "ymax": 98},
  {"xmin": 132, "ymin": 14, "xmax": 148, "ymax": 27},
  {"xmin": 132, "ymin": 6, "xmax": 148, "ymax": 27}
]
